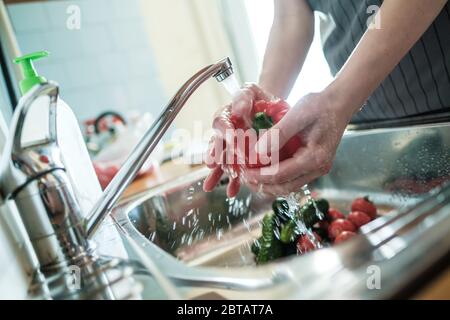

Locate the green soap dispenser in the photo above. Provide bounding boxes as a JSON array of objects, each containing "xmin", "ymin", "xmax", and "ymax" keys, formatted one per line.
[
  {"xmin": 12, "ymin": 51, "xmax": 127, "ymax": 259},
  {"xmin": 13, "ymin": 50, "xmax": 104, "ymax": 215},
  {"xmin": 13, "ymin": 51, "xmax": 49, "ymax": 94}
]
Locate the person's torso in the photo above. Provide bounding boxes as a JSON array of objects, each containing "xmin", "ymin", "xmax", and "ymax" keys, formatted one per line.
[{"xmin": 307, "ymin": 0, "xmax": 450, "ymax": 123}]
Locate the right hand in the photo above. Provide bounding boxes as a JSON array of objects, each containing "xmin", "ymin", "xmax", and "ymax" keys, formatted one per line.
[{"xmin": 202, "ymin": 84, "xmax": 275, "ymax": 197}]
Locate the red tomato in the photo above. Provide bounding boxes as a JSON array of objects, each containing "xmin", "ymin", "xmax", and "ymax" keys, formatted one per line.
[
  {"xmin": 348, "ymin": 211, "xmax": 372, "ymax": 228},
  {"xmin": 328, "ymin": 219, "xmax": 356, "ymax": 239},
  {"xmin": 296, "ymin": 233, "xmax": 321, "ymax": 254},
  {"xmin": 334, "ymin": 231, "xmax": 357, "ymax": 244},
  {"xmin": 327, "ymin": 208, "xmax": 345, "ymax": 221},
  {"xmin": 351, "ymin": 197, "xmax": 377, "ymax": 219}
]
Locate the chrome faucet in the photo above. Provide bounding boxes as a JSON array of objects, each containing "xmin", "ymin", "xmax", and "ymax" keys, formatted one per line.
[
  {"xmin": 0, "ymin": 84, "xmax": 90, "ymax": 271},
  {"xmin": 85, "ymin": 57, "xmax": 233, "ymax": 238},
  {"xmin": 0, "ymin": 57, "xmax": 234, "ymax": 273}
]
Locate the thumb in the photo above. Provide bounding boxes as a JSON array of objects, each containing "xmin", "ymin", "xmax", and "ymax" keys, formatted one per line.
[{"xmin": 255, "ymin": 107, "xmax": 309, "ymax": 155}]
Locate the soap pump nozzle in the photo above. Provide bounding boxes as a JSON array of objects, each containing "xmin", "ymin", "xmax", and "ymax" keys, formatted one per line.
[{"xmin": 13, "ymin": 50, "xmax": 49, "ymax": 95}]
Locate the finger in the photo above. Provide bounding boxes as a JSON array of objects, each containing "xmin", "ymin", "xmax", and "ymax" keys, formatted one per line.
[
  {"xmin": 231, "ymin": 88, "xmax": 254, "ymax": 121},
  {"xmin": 205, "ymin": 136, "xmax": 226, "ymax": 169},
  {"xmin": 247, "ymin": 172, "xmax": 319, "ymax": 196},
  {"xmin": 255, "ymin": 106, "xmax": 313, "ymax": 156},
  {"xmin": 203, "ymin": 166, "xmax": 224, "ymax": 192},
  {"xmin": 226, "ymin": 177, "xmax": 241, "ymax": 198},
  {"xmin": 244, "ymin": 83, "xmax": 274, "ymax": 101},
  {"xmin": 205, "ymin": 136, "xmax": 217, "ymax": 168},
  {"xmin": 212, "ymin": 105, "xmax": 234, "ymax": 137},
  {"xmin": 244, "ymin": 146, "xmax": 331, "ymax": 184},
  {"xmin": 231, "ymin": 84, "xmax": 275, "ymax": 126}
]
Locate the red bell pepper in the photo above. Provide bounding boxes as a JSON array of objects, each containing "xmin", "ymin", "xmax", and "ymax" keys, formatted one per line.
[{"xmin": 229, "ymin": 99, "xmax": 303, "ymax": 169}]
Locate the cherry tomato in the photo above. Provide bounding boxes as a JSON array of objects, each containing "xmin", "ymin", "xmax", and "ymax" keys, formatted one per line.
[
  {"xmin": 327, "ymin": 208, "xmax": 345, "ymax": 221},
  {"xmin": 351, "ymin": 197, "xmax": 377, "ymax": 219},
  {"xmin": 348, "ymin": 211, "xmax": 372, "ymax": 228},
  {"xmin": 296, "ymin": 233, "xmax": 321, "ymax": 254},
  {"xmin": 334, "ymin": 231, "xmax": 357, "ymax": 244},
  {"xmin": 328, "ymin": 219, "xmax": 356, "ymax": 239}
]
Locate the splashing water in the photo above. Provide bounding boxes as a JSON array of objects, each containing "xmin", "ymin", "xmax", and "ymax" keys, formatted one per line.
[
  {"xmin": 302, "ymin": 185, "xmax": 325, "ymax": 220},
  {"xmin": 282, "ymin": 185, "xmax": 324, "ymax": 250},
  {"xmin": 221, "ymin": 73, "xmax": 241, "ymax": 97}
]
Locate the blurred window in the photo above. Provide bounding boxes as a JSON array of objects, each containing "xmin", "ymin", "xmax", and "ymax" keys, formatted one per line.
[{"xmin": 238, "ymin": 0, "xmax": 333, "ymax": 104}]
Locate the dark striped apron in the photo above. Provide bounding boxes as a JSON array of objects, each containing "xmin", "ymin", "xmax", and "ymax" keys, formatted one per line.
[{"xmin": 307, "ymin": 0, "xmax": 450, "ymax": 123}]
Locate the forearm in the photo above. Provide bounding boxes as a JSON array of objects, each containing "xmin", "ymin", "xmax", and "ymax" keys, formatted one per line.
[
  {"xmin": 326, "ymin": 0, "xmax": 448, "ymax": 120},
  {"xmin": 259, "ymin": 0, "xmax": 314, "ymax": 99}
]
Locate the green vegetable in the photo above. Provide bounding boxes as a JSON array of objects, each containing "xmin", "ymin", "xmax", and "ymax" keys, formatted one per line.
[
  {"xmin": 299, "ymin": 198, "xmax": 329, "ymax": 228},
  {"xmin": 283, "ymin": 242, "xmax": 298, "ymax": 256},
  {"xmin": 251, "ymin": 198, "xmax": 331, "ymax": 263},
  {"xmin": 252, "ymin": 112, "xmax": 273, "ymax": 131},
  {"xmin": 272, "ymin": 197, "xmax": 290, "ymax": 223},
  {"xmin": 312, "ymin": 227, "xmax": 329, "ymax": 243},
  {"xmin": 256, "ymin": 213, "xmax": 283, "ymax": 264},
  {"xmin": 315, "ymin": 198, "xmax": 330, "ymax": 215},
  {"xmin": 280, "ymin": 219, "xmax": 299, "ymax": 243},
  {"xmin": 251, "ymin": 238, "xmax": 261, "ymax": 256},
  {"xmin": 298, "ymin": 202, "xmax": 319, "ymax": 228}
]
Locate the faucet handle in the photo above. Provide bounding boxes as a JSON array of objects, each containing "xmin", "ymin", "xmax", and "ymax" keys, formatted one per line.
[
  {"xmin": 0, "ymin": 82, "xmax": 64, "ymax": 200},
  {"xmin": 12, "ymin": 82, "xmax": 59, "ymax": 151}
]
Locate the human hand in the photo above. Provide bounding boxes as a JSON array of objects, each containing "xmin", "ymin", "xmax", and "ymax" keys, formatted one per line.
[
  {"xmin": 202, "ymin": 84, "xmax": 274, "ymax": 197},
  {"xmin": 243, "ymin": 91, "xmax": 354, "ymax": 195}
]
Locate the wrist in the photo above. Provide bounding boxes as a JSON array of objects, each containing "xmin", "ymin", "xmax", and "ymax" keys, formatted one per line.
[
  {"xmin": 322, "ymin": 78, "xmax": 367, "ymax": 122},
  {"xmin": 258, "ymin": 75, "xmax": 285, "ymax": 100}
]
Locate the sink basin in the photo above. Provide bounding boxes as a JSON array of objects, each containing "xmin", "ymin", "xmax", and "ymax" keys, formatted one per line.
[
  {"xmin": 115, "ymin": 123, "xmax": 450, "ymax": 299},
  {"xmin": 127, "ymin": 173, "xmax": 270, "ymax": 267},
  {"xmin": 127, "ymin": 173, "xmax": 398, "ymax": 268}
]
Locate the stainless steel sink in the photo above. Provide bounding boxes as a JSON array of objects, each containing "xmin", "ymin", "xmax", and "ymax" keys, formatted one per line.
[
  {"xmin": 114, "ymin": 123, "xmax": 450, "ymax": 299},
  {"xmin": 126, "ymin": 173, "xmax": 399, "ymax": 269}
]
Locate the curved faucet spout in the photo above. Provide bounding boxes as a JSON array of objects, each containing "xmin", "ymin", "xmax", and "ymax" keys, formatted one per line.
[{"xmin": 85, "ymin": 57, "xmax": 234, "ymax": 238}]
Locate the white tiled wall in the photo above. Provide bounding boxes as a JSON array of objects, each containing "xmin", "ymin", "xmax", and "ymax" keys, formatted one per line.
[{"xmin": 7, "ymin": 0, "xmax": 167, "ymax": 122}]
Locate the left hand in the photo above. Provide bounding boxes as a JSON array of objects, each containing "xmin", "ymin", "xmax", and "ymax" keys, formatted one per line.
[
  {"xmin": 243, "ymin": 91, "xmax": 353, "ymax": 195},
  {"xmin": 203, "ymin": 84, "xmax": 274, "ymax": 197}
]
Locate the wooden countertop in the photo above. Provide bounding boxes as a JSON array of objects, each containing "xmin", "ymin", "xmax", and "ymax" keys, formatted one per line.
[{"xmin": 414, "ymin": 266, "xmax": 450, "ymax": 300}]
